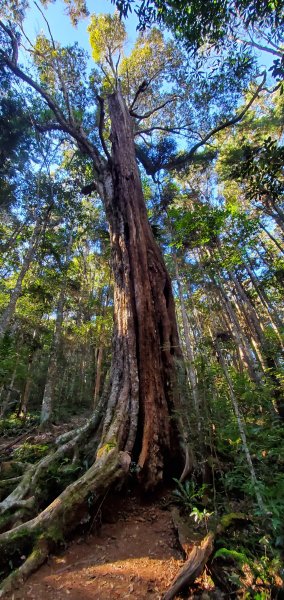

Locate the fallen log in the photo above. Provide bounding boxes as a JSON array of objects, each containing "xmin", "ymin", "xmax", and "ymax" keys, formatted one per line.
[
  {"xmin": 0, "ymin": 428, "xmax": 36, "ymax": 453},
  {"xmin": 163, "ymin": 511, "xmax": 247, "ymax": 600},
  {"xmin": 163, "ymin": 531, "xmax": 214, "ymax": 600}
]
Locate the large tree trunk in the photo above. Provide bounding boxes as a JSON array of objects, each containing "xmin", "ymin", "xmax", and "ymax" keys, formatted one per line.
[
  {"xmin": 0, "ymin": 89, "xmax": 185, "ymax": 593},
  {"xmin": 100, "ymin": 89, "xmax": 183, "ymax": 489}
]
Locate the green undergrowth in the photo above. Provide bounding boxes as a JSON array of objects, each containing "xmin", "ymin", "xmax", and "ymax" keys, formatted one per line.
[
  {"xmin": 36, "ymin": 457, "xmax": 83, "ymax": 508},
  {"xmin": 212, "ymin": 519, "xmax": 283, "ymax": 598},
  {"xmin": 0, "ymin": 413, "xmax": 40, "ymax": 437},
  {"xmin": 172, "ymin": 478, "xmax": 284, "ymax": 598},
  {"xmin": 11, "ymin": 442, "xmax": 51, "ymax": 463}
]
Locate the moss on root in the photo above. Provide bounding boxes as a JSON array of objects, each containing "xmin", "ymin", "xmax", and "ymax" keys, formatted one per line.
[{"xmin": 0, "ymin": 449, "xmax": 131, "ymax": 595}]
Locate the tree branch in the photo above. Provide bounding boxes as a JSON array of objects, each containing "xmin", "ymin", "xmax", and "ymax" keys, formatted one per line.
[
  {"xmin": 239, "ymin": 37, "xmax": 283, "ymax": 58},
  {"xmin": 134, "ymin": 144, "xmax": 157, "ymax": 176},
  {"xmin": 130, "ymin": 96, "xmax": 180, "ymax": 120},
  {"xmin": 129, "ymin": 80, "xmax": 149, "ymax": 111},
  {"xmin": 0, "ymin": 21, "xmax": 105, "ymax": 174},
  {"xmin": 161, "ymin": 72, "xmax": 267, "ymax": 172},
  {"xmin": 0, "ymin": 20, "xmax": 18, "ymax": 65},
  {"xmin": 32, "ymin": 121, "xmax": 65, "ymax": 133},
  {"xmin": 134, "ymin": 125, "xmax": 194, "ymax": 137},
  {"xmin": 33, "ymin": 2, "xmax": 74, "ymax": 124}
]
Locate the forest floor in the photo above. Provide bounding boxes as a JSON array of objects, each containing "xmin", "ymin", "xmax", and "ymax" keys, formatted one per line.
[
  {"xmin": 0, "ymin": 418, "xmax": 219, "ymax": 600},
  {"xmin": 7, "ymin": 489, "xmax": 220, "ymax": 600},
  {"xmin": 3, "ymin": 418, "xmax": 281, "ymax": 599},
  {"xmin": 11, "ymin": 491, "xmax": 185, "ymax": 600}
]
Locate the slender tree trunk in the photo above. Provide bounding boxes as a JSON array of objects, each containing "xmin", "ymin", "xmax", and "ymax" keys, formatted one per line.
[
  {"xmin": 18, "ymin": 355, "xmax": 34, "ymax": 419},
  {"xmin": 259, "ymin": 223, "xmax": 284, "ymax": 254},
  {"xmin": 233, "ymin": 284, "xmax": 266, "ymax": 372},
  {"xmin": 197, "ymin": 248, "xmax": 259, "ymax": 381},
  {"xmin": 0, "ymin": 215, "xmax": 42, "ymax": 341},
  {"xmin": 214, "ymin": 338, "xmax": 265, "ymax": 512},
  {"xmin": 212, "ymin": 274, "xmax": 260, "ymax": 382},
  {"xmin": 243, "ymin": 252, "xmax": 284, "ymax": 345},
  {"xmin": 230, "ymin": 274, "xmax": 284, "ymax": 419},
  {"xmin": 1, "ymin": 222, "xmax": 25, "ymax": 256},
  {"xmin": 94, "ymin": 345, "xmax": 104, "ymax": 406},
  {"xmin": 271, "ymin": 203, "xmax": 284, "ymax": 233},
  {"xmin": 5, "ymin": 365, "xmax": 17, "ymax": 405},
  {"xmin": 174, "ymin": 255, "xmax": 201, "ymax": 429},
  {"xmin": 40, "ymin": 232, "xmax": 73, "ymax": 427},
  {"xmin": 0, "ymin": 361, "xmax": 19, "ymax": 417}
]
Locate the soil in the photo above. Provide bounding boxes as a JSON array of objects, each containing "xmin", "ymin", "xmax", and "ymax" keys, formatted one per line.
[
  {"xmin": 11, "ymin": 492, "xmax": 187, "ymax": 600},
  {"xmin": 1, "ymin": 419, "xmax": 217, "ymax": 600}
]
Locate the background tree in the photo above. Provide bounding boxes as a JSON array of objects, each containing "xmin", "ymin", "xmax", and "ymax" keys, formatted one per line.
[{"xmin": 0, "ymin": 3, "xmax": 283, "ymax": 595}]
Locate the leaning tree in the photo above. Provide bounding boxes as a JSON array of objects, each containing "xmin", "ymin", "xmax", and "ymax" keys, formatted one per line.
[{"xmin": 0, "ymin": 8, "xmax": 266, "ymax": 593}]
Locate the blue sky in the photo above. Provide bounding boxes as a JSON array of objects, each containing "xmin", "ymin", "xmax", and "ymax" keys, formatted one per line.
[
  {"xmin": 24, "ymin": 0, "xmax": 139, "ymax": 57},
  {"xmin": 23, "ymin": 1, "xmax": 274, "ymax": 76}
]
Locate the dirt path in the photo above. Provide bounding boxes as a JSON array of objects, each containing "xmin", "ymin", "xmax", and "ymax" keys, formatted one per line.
[{"xmin": 13, "ymin": 493, "xmax": 185, "ymax": 600}]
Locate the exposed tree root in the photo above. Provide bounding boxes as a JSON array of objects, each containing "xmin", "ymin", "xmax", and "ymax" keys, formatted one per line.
[
  {"xmin": 0, "ymin": 537, "xmax": 49, "ymax": 597},
  {"xmin": 0, "ymin": 401, "xmax": 106, "ymax": 529},
  {"xmin": 0, "ymin": 447, "xmax": 130, "ymax": 596},
  {"xmin": 0, "ymin": 476, "xmax": 22, "ymax": 492}
]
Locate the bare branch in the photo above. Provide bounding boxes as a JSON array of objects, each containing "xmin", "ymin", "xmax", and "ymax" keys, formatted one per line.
[
  {"xmin": 0, "ymin": 20, "xmax": 18, "ymax": 65},
  {"xmin": 239, "ymin": 36, "xmax": 283, "ymax": 58},
  {"xmin": 130, "ymin": 96, "xmax": 180, "ymax": 120},
  {"xmin": 32, "ymin": 121, "xmax": 65, "ymax": 133},
  {"xmin": 134, "ymin": 124, "xmax": 194, "ymax": 137},
  {"xmin": 0, "ymin": 23, "xmax": 105, "ymax": 174},
  {"xmin": 115, "ymin": 52, "xmax": 121, "ymax": 75},
  {"xmin": 162, "ymin": 72, "xmax": 267, "ymax": 172},
  {"xmin": 129, "ymin": 65, "xmax": 173, "ymax": 112},
  {"xmin": 34, "ymin": 2, "xmax": 56, "ymax": 51},
  {"xmin": 129, "ymin": 80, "xmax": 149, "ymax": 111}
]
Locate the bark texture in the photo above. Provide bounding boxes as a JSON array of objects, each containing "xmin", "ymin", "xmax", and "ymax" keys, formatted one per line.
[
  {"xmin": 100, "ymin": 89, "xmax": 182, "ymax": 488},
  {"xmin": 0, "ymin": 88, "xmax": 185, "ymax": 593}
]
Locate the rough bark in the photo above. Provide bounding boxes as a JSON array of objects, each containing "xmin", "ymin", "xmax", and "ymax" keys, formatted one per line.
[
  {"xmin": 0, "ymin": 89, "xmax": 186, "ymax": 593},
  {"xmin": 99, "ymin": 88, "xmax": 183, "ymax": 488},
  {"xmin": 163, "ymin": 531, "xmax": 215, "ymax": 600},
  {"xmin": 93, "ymin": 289, "xmax": 110, "ymax": 406},
  {"xmin": 0, "ymin": 447, "xmax": 130, "ymax": 596}
]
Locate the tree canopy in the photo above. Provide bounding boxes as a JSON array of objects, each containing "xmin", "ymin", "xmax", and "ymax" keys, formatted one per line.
[{"xmin": 0, "ymin": 2, "xmax": 283, "ymax": 597}]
